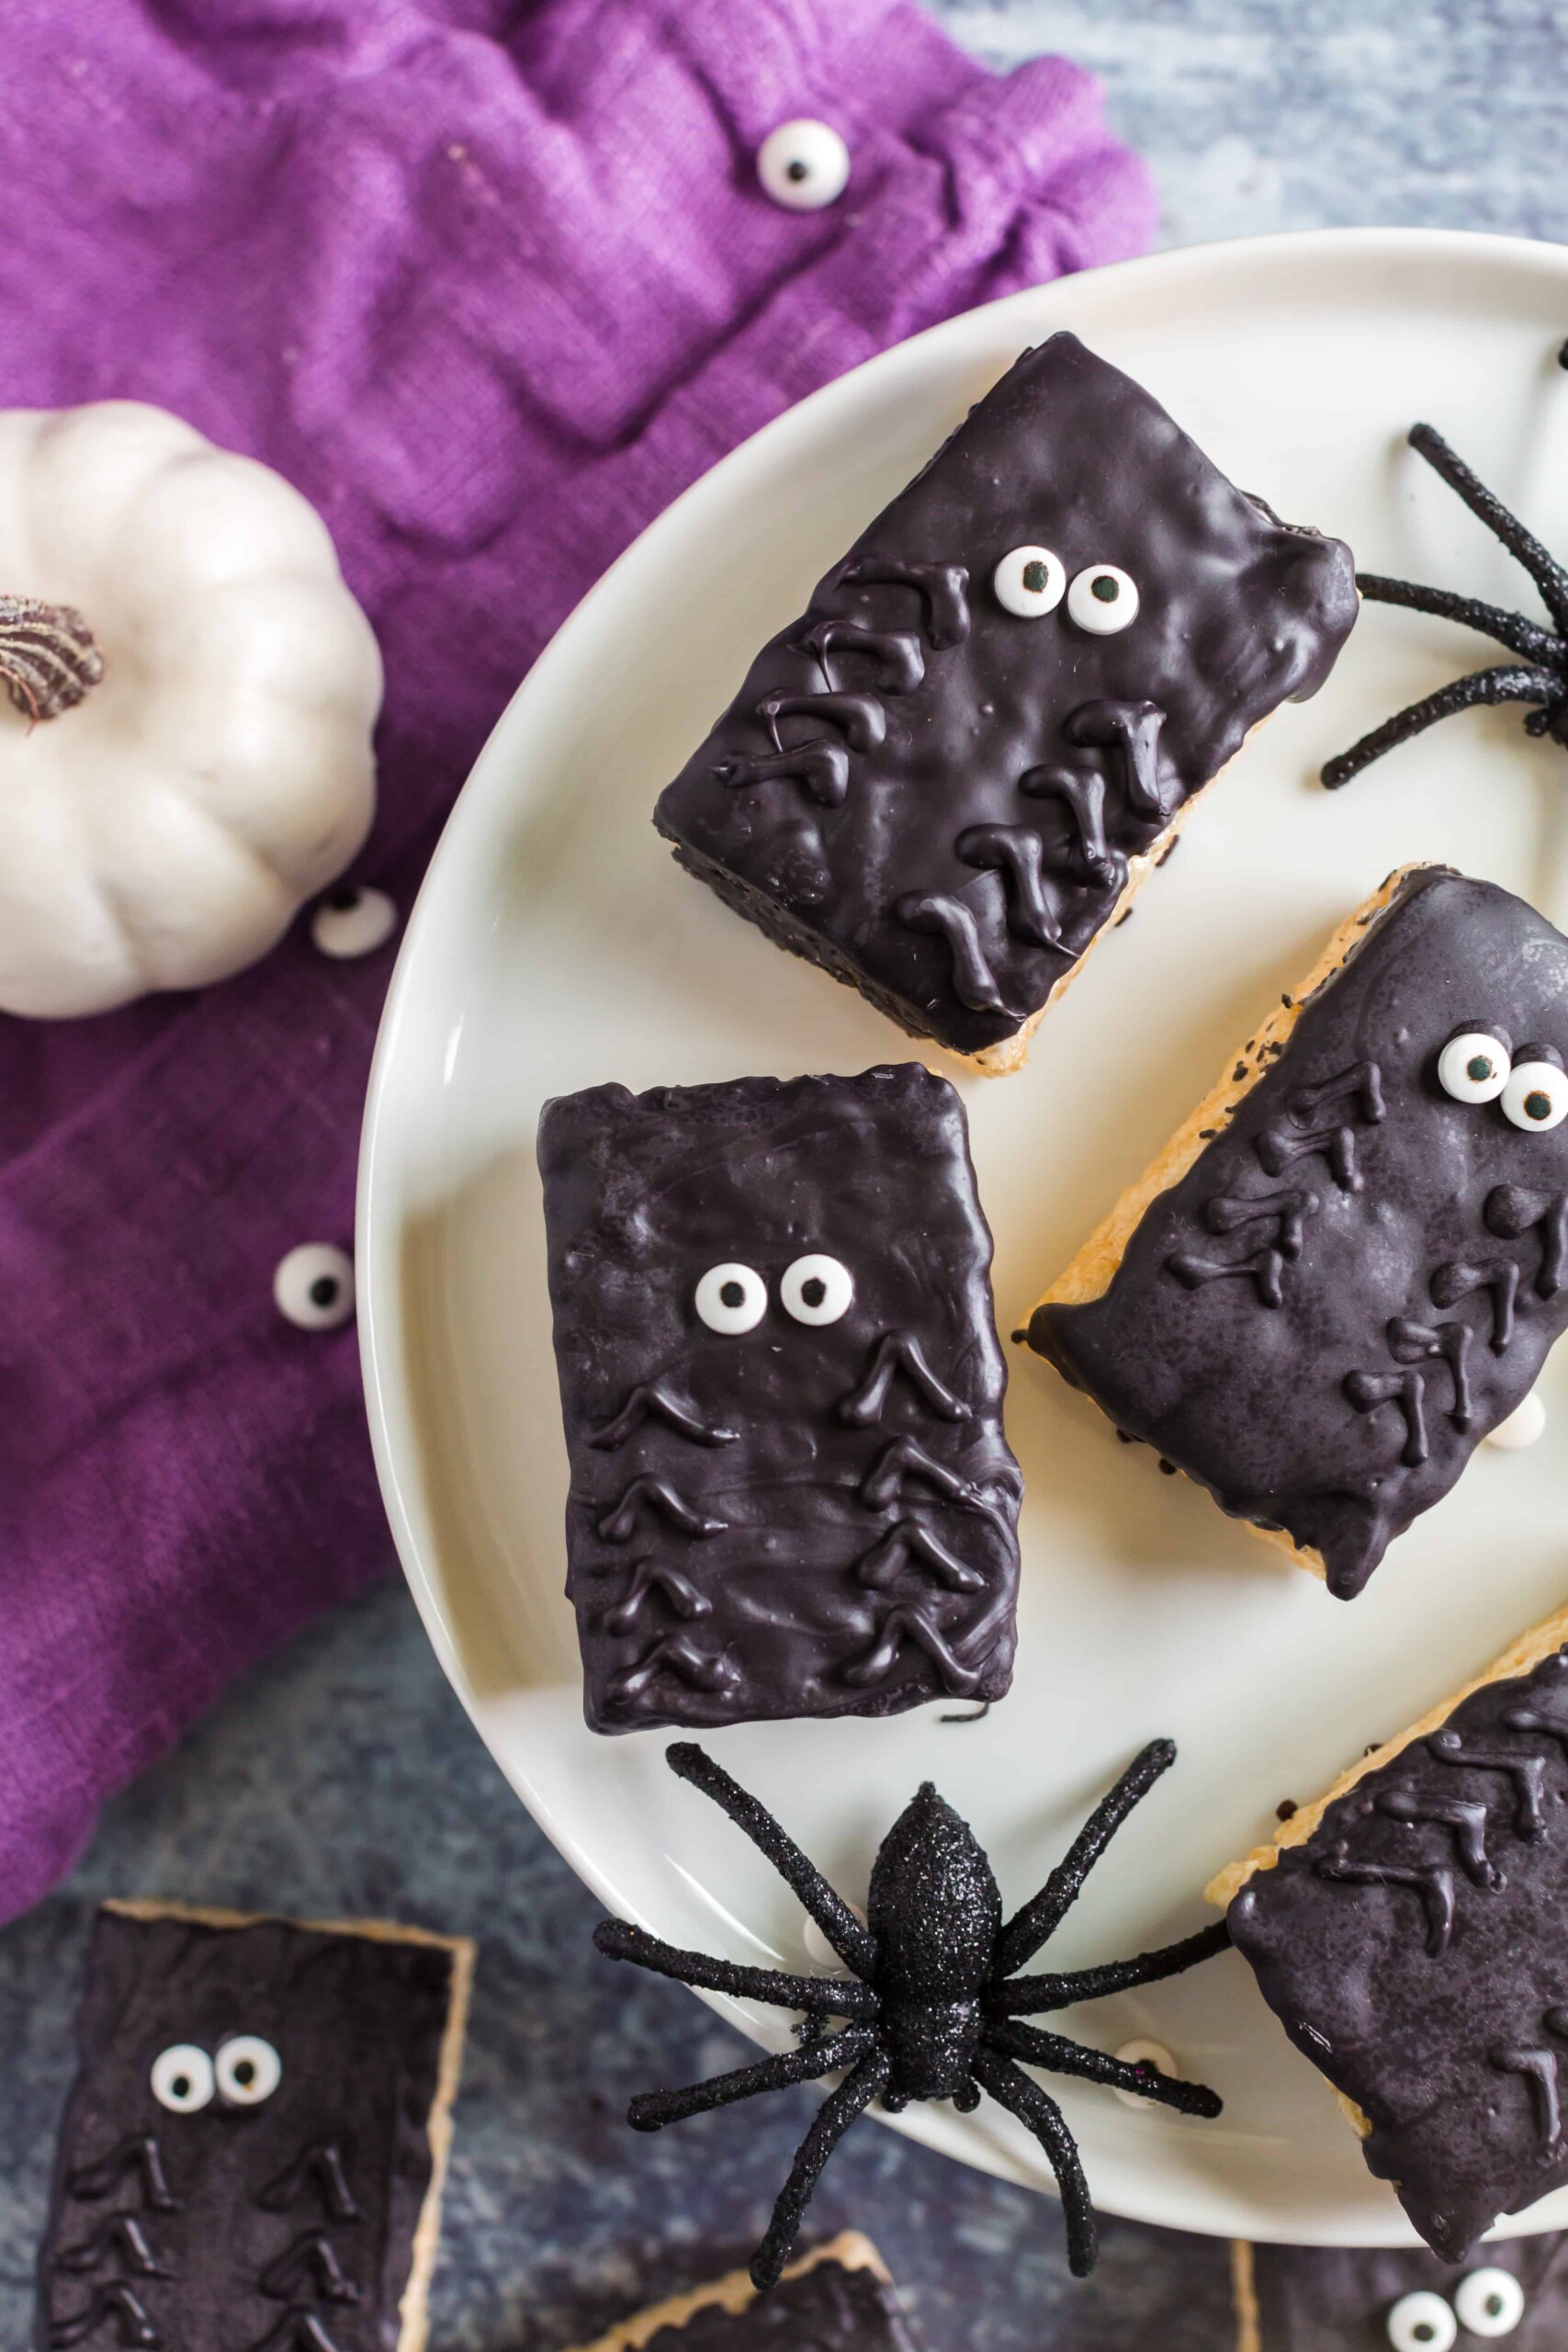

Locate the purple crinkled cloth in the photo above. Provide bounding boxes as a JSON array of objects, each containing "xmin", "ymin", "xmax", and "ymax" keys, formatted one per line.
[{"xmin": 0, "ymin": 0, "xmax": 1154, "ymax": 1918}]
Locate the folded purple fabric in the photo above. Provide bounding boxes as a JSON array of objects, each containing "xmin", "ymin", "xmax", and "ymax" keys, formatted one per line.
[{"xmin": 0, "ymin": 0, "xmax": 1154, "ymax": 1919}]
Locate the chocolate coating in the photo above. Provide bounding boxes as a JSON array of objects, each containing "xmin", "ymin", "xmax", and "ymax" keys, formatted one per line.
[
  {"xmin": 1032, "ymin": 869, "xmax": 1568, "ymax": 1598},
  {"xmin": 537, "ymin": 1065, "xmax": 1021, "ymax": 1731},
  {"xmin": 1246, "ymin": 2236, "xmax": 1567, "ymax": 2351},
  {"xmin": 637, "ymin": 2256, "xmax": 919, "ymax": 2352},
  {"xmin": 1229, "ymin": 1648, "xmax": 1568, "ymax": 2261},
  {"xmin": 654, "ymin": 333, "xmax": 1357, "ymax": 1057},
  {"xmin": 36, "ymin": 1908, "xmax": 461, "ymax": 2352}
]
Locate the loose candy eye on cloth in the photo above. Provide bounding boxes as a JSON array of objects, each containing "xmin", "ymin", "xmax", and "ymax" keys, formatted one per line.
[
  {"xmin": 1323, "ymin": 404, "xmax": 1568, "ymax": 788},
  {"xmin": 594, "ymin": 1740, "xmax": 1228, "ymax": 2289},
  {"xmin": 755, "ymin": 119, "xmax": 852, "ymax": 212}
]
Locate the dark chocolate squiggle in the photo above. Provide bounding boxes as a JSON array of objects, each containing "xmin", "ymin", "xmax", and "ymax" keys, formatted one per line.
[{"xmin": 1163, "ymin": 1061, "xmax": 1378, "ymax": 1303}]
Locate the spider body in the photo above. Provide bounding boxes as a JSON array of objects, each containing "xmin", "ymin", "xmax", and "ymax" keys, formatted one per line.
[
  {"xmin": 861, "ymin": 1783, "xmax": 996, "ymax": 2108},
  {"xmin": 594, "ymin": 1740, "xmax": 1228, "ymax": 2288},
  {"xmin": 1323, "ymin": 418, "xmax": 1568, "ymax": 788}
]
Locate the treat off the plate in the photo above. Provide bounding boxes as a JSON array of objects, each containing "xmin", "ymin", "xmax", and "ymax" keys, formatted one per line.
[
  {"xmin": 1233, "ymin": 2235, "xmax": 1562, "ymax": 2352},
  {"xmin": 562, "ymin": 2233, "xmax": 920, "ymax": 2352},
  {"xmin": 1027, "ymin": 865, "xmax": 1568, "ymax": 1599},
  {"xmin": 1213, "ymin": 1606, "xmax": 1568, "ymax": 2263},
  {"xmin": 35, "ymin": 1901, "xmax": 471, "ymax": 2352},
  {"xmin": 654, "ymin": 332, "xmax": 1357, "ymax": 1073},
  {"xmin": 537, "ymin": 1063, "xmax": 1021, "ymax": 1730}
]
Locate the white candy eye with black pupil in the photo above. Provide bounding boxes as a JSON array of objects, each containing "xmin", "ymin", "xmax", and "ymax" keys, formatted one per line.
[
  {"xmin": 694, "ymin": 1262, "xmax": 767, "ymax": 1334},
  {"xmin": 274, "ymin": 1242, "xmax": 355, "ymax": 1330},
  {"xmin": 1453, "ymin": 2267, "xmax": 1525, "ymax": 2337},
  {"xmin": 1438, "ymin": 1031, "xmax": 1511, "ymax": 1104},
  {"xmin": 151, "ymin": 2043, "xmax": 215, "ymax": 2114},
  {"xmin": 993, "ymin": 546, "xmax": 1065, "ymax": 618},
  {"xmin": 781, "ymin": 1253, "xmax": 853, "ymax": 1326},
  {"xmin": 216, "ymin": 2034, "xmax": 281, "ymax": 2107},
  {"xmin": 1386, "ymin": 2290, "xmax": 1457, "ymax": 2352},
  {"xmin": 310, "ymin": 884, "xmax": 398, "ymax": 960},
  {"xmin": 1066, "ymin": 563, "xmax": 1139, "ymax": 635},
  {"xmin": 755, "ymin": 119, "xmax": 850, "ymax": 211},
  {"xmin": 1502, "ymin": 1057, "xmax": 1568, "ymax": 1133}
]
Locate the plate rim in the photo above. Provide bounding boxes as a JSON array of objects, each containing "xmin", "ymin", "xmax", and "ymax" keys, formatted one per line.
[{"xmin": 357, "ymin": 223, "xmax": 1568, "ymax": 2246}]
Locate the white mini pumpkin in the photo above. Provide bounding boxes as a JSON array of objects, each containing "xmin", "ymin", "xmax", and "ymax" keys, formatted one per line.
[{"xmin": 0, "ymin": 401, "xmax": 382, "ymax": 1016}]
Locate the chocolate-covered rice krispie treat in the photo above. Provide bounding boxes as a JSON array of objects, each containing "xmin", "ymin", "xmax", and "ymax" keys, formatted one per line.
[
  {"xmin": 538, "ymin": 1064, "xmax": 1021, "ymax": 1730},
  {"xmin": 35, "ymin": 1901, "xmax": 471, "ymax": 2352},
  {"xmin": 655, "ymin": 333, "xmax": 1357, "ymax": 1074},
  {"xmin": 1028, "ymin": 865, "xmax": 1568, "ymax": 1599},
  {"xmin": 564, "ymin": 2234, "xmax": 919, "ymax": 2352},
  {"xmin": 1232, "ymin": 2235, "xmax": 1563, "ymax": 2352},
  {"xmin": 1214, "ymin": 1607, "xmax": 1568, "ymax": 2263}
]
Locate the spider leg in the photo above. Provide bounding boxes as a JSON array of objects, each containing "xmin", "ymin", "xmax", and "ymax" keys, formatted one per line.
[
  {"xmin": 993, "ymin": 1740, "xmax": 1177, "ymax": 1980},
  {"xmin": 984, "ymin": 2019, "xmax": 1222, "ymax": 2118},
  {"xmin": 750, "ymin": 2050, "xmax": 892, "ymax": 2290},
  {"xmin": 666, "ymin": 1744, "xmax": 878, "ymax": 1979},
  {"xmin": 627, "ymin": 2023, "xmax": 878, "ymax": 2132},
  {"xmin": 1405, "ymin": 422, "xmax": 1568, "ymax": 634},
  {"xmin": 593, "ymin": 1919, "xmax": 877, "ymax": 2018},
  {"xmin": 971, "ymin": 2049, "xmax": 1098, "ymax": 2278},
  {"xmin": 990, "ymin": 1918, "xmax": 1232, "ymax": 2016},
  {"xmin": 1320, "ymin": 661, "xmax": 1562, "ymax": 788},
  {"xmin": 1357, "ymin": 571, "xmax": 1565, "ymax": 666}
]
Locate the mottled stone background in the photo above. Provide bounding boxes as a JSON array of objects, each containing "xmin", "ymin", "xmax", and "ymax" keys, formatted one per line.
[{"xmin": 1, "ymin": 6, "xmax": 1559, "ymax": 2346}]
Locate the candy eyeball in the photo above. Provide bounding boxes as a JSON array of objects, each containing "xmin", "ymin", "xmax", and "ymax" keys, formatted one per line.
[
  {"xmin": 1502, "ymin": 1055, "xmax": 1568, "ymax": 1133},
  {"xmin": 694, "ymin": 1262, "xmax": 767, "ymax": 1334},
  {"xmin": 151, "ymin": 2042, "xmax": 216, "ymax": 2114},
  {"xmin": 1385, "ymin": 2290, "xmax": 1457, "ymax": 2352},
  {"xmin": 310, "ymin": 884, "xmax": 398, "ymax": 960},
  {"xmin": 274, "ymin": 1242, "xmax": 355, "ymax": 1331},
  {"xmin": 993, "ymin": 546, "xmax": 1066, "ymax": 618},
  {"xmin": 1111, "ymin": 2038, "xmax": 1176, "ymax": 2109},
  {"xmin": 1438, "ymin": 1031, "xmax": 1511, "ymax": 1104},
  {"xmin": 756, "ymin": 119, "xmax": 850, "ymax": 211},
  {"xmin": 215, "ymin": 2034, "xmax": 281, "ymax": 2107},
  {"xmin": 781, "ymin": 1253, "xmax": 853, "ymax": 1326},
  {"xmin": 1066, "ymin": 563, "xmax": 1139, "ymax": 635},
  {"xmin": 1453, "ymin": 2267, "xmax": 1525, "ymax": 2337}
]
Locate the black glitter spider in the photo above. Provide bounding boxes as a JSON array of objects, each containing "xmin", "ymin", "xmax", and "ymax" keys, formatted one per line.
[
  {"xmin": 593, "ymin": 1740, "xmax": 1229, "ymax": 2289},
  {"xmin": 1323, "ymin": 413, "xmax": 1568, "ymax": 788}
]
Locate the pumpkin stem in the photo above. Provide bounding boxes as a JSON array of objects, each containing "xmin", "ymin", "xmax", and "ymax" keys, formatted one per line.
[{"xmin": 0, "ymin": 595, "xmax": 104, "ymax": 722}]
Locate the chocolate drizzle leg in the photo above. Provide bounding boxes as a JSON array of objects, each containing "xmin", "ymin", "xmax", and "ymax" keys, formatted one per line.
[
  {"xmin": 35, "ymin": 1905, "xmax": 470, "ymax": 2352},
  {"xmin": 656, "ymin": 334, "xmax": 1357, "ymax": 1072},
  {"xmin": 1221, "ymin": 1631, "xmax": 1568, "ymax": 2261},
  {"xmin": 1028, "ymin": 868, "xmax": 1568, "ymax": 1599},
  {"xmin": 537, "ymin": 1066, "xmax": 1021, "ymax": 1731}
]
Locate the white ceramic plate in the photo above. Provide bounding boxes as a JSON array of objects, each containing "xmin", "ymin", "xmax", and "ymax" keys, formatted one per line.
[{"xmin": 359, "ymin": 229, "xmax": 1568, "ymax": 2246}]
